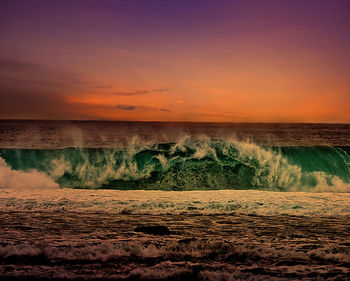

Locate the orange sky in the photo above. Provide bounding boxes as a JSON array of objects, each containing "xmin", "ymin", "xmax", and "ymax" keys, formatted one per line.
[{"xmin": 1, "ymin": 0, "xmax": 350, "ymax": 122}]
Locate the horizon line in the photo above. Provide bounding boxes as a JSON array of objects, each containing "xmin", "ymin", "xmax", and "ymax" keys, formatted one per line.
[{"xmin": 0, "ymin": 118, "xmax": 349, "ymax": 125}]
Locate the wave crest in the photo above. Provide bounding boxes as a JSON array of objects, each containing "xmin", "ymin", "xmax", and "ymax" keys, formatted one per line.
[{"xmin": 1, "ymin": 138, "xmax": 349, "ymax": 191}]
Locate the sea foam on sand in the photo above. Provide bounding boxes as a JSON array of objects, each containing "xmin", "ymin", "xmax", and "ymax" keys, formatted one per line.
[
  {"xmin": 1, "ymin": 188, "xmax": 350, "ymax": 280},
  {"xmin": 0, "ymin": 188, "xmax": 349, "ymax": 217}
]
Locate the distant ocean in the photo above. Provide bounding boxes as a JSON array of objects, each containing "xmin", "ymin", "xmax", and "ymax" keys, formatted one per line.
[{"xmin": 1, "ymin": 120, "xmax": 349, "ymax": 192}]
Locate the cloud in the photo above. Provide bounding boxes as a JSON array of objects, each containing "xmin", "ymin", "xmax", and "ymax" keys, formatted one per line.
[
  {"xmin": 115, "ymin": 105, "xmax": 136, "ymax": 111},
  {"xmin": 0, "ymin": 58, "xmax": 110, "ymax": 119},
  {"xmin": 0, "ymin": 84, "xmax": 97, "ymax": 120},
  {"xmin": 68, "ymin": 101, "xmax": 171, "ymax": 114},
  {"xmin": 114, "ymin": 105, "xmax": 171, "ymax": 112},
  {"xmin": 0, "ymin": 58, "xmax": 171, "ymax": 119},
  {"xmin": 106, "ymin": 88, "xmax": 169, "ymax": 96},
  {"xmin": 0, "ymin": 58, "xmax": 112, "ymax": 92}
]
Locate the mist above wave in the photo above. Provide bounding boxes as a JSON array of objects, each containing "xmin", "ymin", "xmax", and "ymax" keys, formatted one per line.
[{"xmin": 1, "ymin": 137, "xmax": 349, "ymax": 192}]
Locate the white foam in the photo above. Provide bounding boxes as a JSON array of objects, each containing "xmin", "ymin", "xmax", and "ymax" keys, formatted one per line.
[
  {"xmin": 1, "ymin": 188, "xmax": 349, "ymax": 217},
  {"xmin": 232, "ymin": 140, "xmax": 350, "ymax": 192},
  {"xmin": 0, "ymin": 157, "xmax": 58, "ymax": 189}
]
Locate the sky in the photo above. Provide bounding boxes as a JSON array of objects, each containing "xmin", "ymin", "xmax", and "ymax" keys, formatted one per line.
[{"xmin": 0, "ymin": 0, "xmax": 350, "ymax": 122}]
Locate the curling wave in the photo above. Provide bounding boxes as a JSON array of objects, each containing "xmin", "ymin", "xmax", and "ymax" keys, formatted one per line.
[{"xmin": 0, "ymin": 139, "xmax": 350, "ymax": 191}]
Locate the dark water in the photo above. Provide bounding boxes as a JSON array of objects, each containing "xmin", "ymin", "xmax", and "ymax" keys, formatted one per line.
[
  {"xmin": 1, "ymin": 120, "xmax": 350, "ymax": 191},
  {"xmin": 1, "ymin": 120, "xmax": 350, "ymax": 148}
]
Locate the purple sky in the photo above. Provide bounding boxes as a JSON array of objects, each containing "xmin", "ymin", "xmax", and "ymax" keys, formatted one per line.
[{"xmin": 1, "ymin": 0, "xmax": 350, "ymax": 122}]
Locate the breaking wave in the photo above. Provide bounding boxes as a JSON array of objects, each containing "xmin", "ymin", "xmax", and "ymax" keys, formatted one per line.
[
  {"xmin": 1, "ymin": 138, "xmax": 350, "ymax": 191},
  {"xmin": 0, "ymin": 157, "xmax": 58, "ymax": 189}
]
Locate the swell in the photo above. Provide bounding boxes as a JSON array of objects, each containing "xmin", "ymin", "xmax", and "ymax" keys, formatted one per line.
[{"xmin": 1, "ymin": 139, "xmax": 350, "ymax": 191}]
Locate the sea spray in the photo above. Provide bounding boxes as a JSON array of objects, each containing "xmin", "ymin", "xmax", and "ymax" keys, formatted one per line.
[
  {"xmin": 0, "ymin": 139, "xmax": 349, "ymax": 191},
  {"xmin": 0, "ymin": 157, "xmax": 58, "ymax": 189}
]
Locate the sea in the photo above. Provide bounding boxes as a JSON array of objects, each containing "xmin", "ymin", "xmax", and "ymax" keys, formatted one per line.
[
  {"xmin": 1, "ymin": 120, "xmax": 350, "ymax": 191},
  {"xmin": 0, "ymin": 120, "xmax": 349, "ymax": 280}
]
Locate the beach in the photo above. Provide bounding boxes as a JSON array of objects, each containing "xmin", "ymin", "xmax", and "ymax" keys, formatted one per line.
[
  {"xmin": 2, "ymin": 0, "xmax": 350, "ymax": 278},
  {"xmin": 1, "ymin": 121, "xmax": 350, "ymax": 280},
  {"xmin": 1, "ymin": 188, "xmax": 349, "ymax": 280}
]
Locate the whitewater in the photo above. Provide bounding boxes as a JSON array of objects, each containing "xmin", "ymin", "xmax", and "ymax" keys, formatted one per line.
[
  {"xmin": 1, "ymin": 120, "xmax": 350, "ymax": 280},
  {"xmin": 1, "ymin": 138, "xmax": 350, "ymax": 192}
]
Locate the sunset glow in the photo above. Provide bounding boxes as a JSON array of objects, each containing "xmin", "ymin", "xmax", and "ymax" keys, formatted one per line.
[{"xmin": 1, "ymin": 0, "xmax": 350, "ymax": 122}]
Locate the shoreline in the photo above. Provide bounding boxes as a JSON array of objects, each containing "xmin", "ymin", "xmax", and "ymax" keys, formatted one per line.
[
  {"xmin": 1, "ymin": 188, "xmax": 349, "ymax": 217},
  {"xmin": 1, "ymin": 188, "xmax": 350, "ymax": 280},
  {"xmin": 1, "ymin": 208, "xmax": 349, "ymax": 280}
]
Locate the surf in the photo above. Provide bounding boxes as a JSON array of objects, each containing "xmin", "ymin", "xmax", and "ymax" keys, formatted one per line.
[{"xmin": 0, "ymin": 138, "xmax": 349, "ymax": 191}]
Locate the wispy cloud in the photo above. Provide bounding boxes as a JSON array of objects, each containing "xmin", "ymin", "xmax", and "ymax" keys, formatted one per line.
[
  {"xmin": 67, "ymin": 100, "xmax": 170, "ymax": 113},
  {"xmin": 106, "ymin": 88, "xmax": 169, "ymax": 96},
  {"xmin": 0, "ymin": 58, "xmax": 172, "ymax": 119}
]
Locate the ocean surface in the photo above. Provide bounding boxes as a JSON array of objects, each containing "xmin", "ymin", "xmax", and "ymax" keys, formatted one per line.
[
  {"xmin": 1, "ymin": 120, "xmax": 350, "ymax": 280},
  {"xmin": 1, "ymin": 120, "xmax": 350, "ymax": 192}
]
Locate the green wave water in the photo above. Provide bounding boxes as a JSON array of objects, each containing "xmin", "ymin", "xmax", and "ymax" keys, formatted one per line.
[{"xmin": 1, "ymin": 139, "xmax": 350, "ymax": 191}]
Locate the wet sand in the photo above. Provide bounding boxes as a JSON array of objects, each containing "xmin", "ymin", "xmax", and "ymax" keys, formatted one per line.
[{"xmin": 0, "ymin": 189, "xmax": 350, "ymax": 280}]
